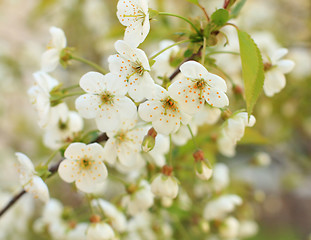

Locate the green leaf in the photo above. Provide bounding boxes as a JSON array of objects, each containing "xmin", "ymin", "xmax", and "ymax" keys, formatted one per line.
[
  {"xmin": 185, "ymin": 0, "xmax": 199, "ymax": 5},
  {"xmin": 184, "ymin": 49, "xmax": 193, "ymax": 58},
  {"xmin": 238, "ymin": 30, "xmax": 264, "ymax": 116},
  {"xmin": 230, "ymin": 0, "xmax": 247, "ymax": 19},
  {"xmin": 211, "ymin": 9, "xmax": 229, "ymax": 26}
]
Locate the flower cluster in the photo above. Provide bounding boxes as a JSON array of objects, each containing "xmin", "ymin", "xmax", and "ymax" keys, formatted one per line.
[{"xmin": 4, "ymin": 0, "xmax": 298, "ymax": 239}]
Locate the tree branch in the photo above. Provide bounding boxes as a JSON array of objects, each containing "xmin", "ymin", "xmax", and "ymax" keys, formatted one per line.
[{"xmin": 0, "ymin": 132, "xmax": 108, "ymax": 218}]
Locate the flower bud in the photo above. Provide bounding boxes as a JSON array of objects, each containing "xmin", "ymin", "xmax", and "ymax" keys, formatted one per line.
[
  {"xmin": 219, "ymin": 217, "xmax": 240, "ymax": 239},
  {"xmin": 151, "ymin": 174, "xmax": 179, "ymax": 199},
  {"xmin": 86, "ymin": 222, "xmax": 115, "ymax": 240},
  {"xmin": 195, "ymin": 161, "xmax": 213, "ymax": 180},
  {"xmin": 141, "ymin": 127, "xmax": 157, "ymax": 152},
  {"xmin": 193, "ymin": 150, "xmax": 213, "ymax": 180}
]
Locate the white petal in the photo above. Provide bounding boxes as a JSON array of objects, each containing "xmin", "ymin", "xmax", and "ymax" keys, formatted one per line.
[
  {"xmin": 58, "ymin": 159, "xmax": 79, "ymax": 183},
  {"xmin": 95, "ymin": 108, "xmax": 121, "ymax": 132},
  {"xmin": 25, "ymin": 176, "xmax": 50, "ymax": 202},
  {"xmin": 50, "ymin": 26, "xmax": 67, "ymax": 49},
  {"xmin": 204, "ymin": 89, "xmax": 229, "ymax": 108},
  {"xmin": 152, "ymin": 115, "xmax": 180, "ymax": 135},
  {"xmin": 75, "ymin": 94, "xmax": 102, "ymax": 119},
  {"xmin": 103, "ymin": 139, "xmax": 117, "ymax": 165},
  {"xmin": 85, "ymin": 143, "xmax": 105, "ymax": 160},
  {"xmin": 68, "ymin": 111, "xmax": 84, "ymax": 132},
  {"xmin": 276, "ymin": 59, "xmax": 295, "ymax": 74},
  {"xmin": 41, "ymin": 49, "xmax": 60, "ymax": 72},
  {"xmin": 115, "ymin": 96, "xmax": 138, "ymax": 122},
  {"xmin": 64, "ymin": 142, "xmax": 87, "ymax": 160},
  {"xmin": 104, "ymin": 72, "xmax": 127, "ymax": 95},
  {"xmin": 180, "ymin": 61, "xmax": 209, "ymax": 79},
  {"xmin": 76, "ymin": 162, "xmax": 108, "ymax": 193},
  {"xmin": 205, "ymin": 72, "xmax": 227, "ymax": 92},
  {"xmin": 15, "ymin": 152, "xmax": 35, "ymax": 174},
  {"xmin": 124, "ymin": 21, "xmax": 145, "ymax": 48},
  {"xmin": 33, "ymin": 71, "xmax": 59, "ymax": 94},
  {"xmin": 115, "ymin": 40, "xmax": 136, "ymax": 62},
  {"xmin": 80, "ymin": 71, "xmax": 106, "ymax": 94},
  {"xmin": 263, "ymin": 69, "xmax": 286, "ymax": 97},
  {"xmin": 135, "ymin": 48, "xmax": 150, "ymax": 70},
  {"xmin": 271, "ymin": 48, "xmax": 288, "ymax": 63}
]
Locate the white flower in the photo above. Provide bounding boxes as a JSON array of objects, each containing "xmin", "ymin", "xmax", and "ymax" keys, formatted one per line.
[
  {"xmin": 263, "ymin": 48, "xmax": 295, "ymax": 97},
  {"xmin": 92, "ymin": 199, "xmax": 127, "ymax": 233},
  {"xmin": 28, "ymin": 71, "xmax": 63, "ymax": 128},
  {"xmin": 195, "ymin": 161, "xmax": 213, "ymax": 181},
  {"xmin": 238, "ymin": 220, "xmax": 258, "ymax": 238},
  {"xmin": 103, "ymin": 120, "xmax": 147, "ymax": 172},
  {"xmin": 125, "ymin": 212, "xmax": 156, "ymax": 240},
  {"xmin": 41, "ymin": 26, "xmax": 67, "ymax": 72},
  {"xmin": 66, "ymin": 223, "xmax": 88, "ymax": 240},
  {"xmin": 117, "ymin": 0, "xmax": 150, "ymax": 47},
  {"xmin": 43, "ymin": 104, "xmax": 83, "ymax": 149},
  {"xmin": 169, "ymin": 61, "xmax": 229, "ymax": 115},
  {"xmin": 15, "ymin": 153, "xmax": 49, "ymax": 202},
  {"xmin": 219, "ymin": 217, "xmax": 240, "ymax": 239},
  {"xmin": 138, "ymin": 85, "xmax": 191, "ymax": 135},
  {"xmin": 203, "ymin": 194, "xmax": 242, "ymax": 221},
  {"xmin": 108, "ymin": 40, "xmax": 155, "ymax": 102},
  {"xmin": 151, "ymin": 174, "xmax": 179, "ymax": 199},
  {"xmin": 217, "ymin": 112, "xmax": 256, "ymax": 157},
  {"xmin": 121, "ymin": 180, "xmax": 154, "ymax": 216},
  {"xmin": 58, "ymin": 142, "xmax": 108, "ymax": 193},
  {"xmin": 86, "ymin": 222, "xmax": 116, "ymax": 240},
  {"xmin": 211, "ymin": 163, "xmax": 230, "ymax": 192},
  {"xmin": 194, "ymin": 105, "xmax": 221, "ymax": 126},
  {"xmin": 75, "ymin": 71, "xmax": 137, "ymax": 132}
]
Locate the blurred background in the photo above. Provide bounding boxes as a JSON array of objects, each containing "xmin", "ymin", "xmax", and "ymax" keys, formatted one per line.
[{"xmin": 0, "ymin": 0, "xmax": 310, "ymax": 239}]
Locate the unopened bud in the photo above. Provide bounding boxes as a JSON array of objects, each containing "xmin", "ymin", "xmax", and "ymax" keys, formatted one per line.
[
  {"xmin": 141, "ymin": 127, "xmax": 157, "ymax": 152},
  {"xmin": 90, "ymin": 214, "xmax": 101, "ymax": 223},
  {"xmin": 161, "ymin": 165, "xmax": 173, "ymax": 176},
  {"xmin": 195, "ymin": 160, "xmax": 213, "ymax": 181}
]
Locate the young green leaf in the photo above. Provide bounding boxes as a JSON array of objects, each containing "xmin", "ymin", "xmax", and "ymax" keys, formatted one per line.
[
  {"xmin": 211, "ymin": 9, "xmax": 229, "ymax": 26},
  {"xmin": 238, "ymin": 30, "xmax": 264, "ymax": 116}
]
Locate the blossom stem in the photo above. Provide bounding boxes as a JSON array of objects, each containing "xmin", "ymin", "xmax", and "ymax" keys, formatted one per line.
[
  {"xmin": 198, "ymin": 4, "xmax": 210, "ymax": 22},
  {"xmin": 168, "ymin": 134, "xmax": 173, "ymax": 167},
  {"xmin": 187, "ymin": 124, "xmax": 198, "ymax": 149},
  {"xmin": 149, "ymin": 39, "xmax": 190, "ymax": 60},
  {"xmin": 71, "ymin": 55, "xmax": 107, "ymax": 74},
  {"xmin": 158, "ymin": 12, "xmax": 201, "ymax": 35},
  {"xmin": 201, "ymin": 37, "xmax": 207, "ymax": 65},
  {"xmin": 62, "ymin": 84, "xmax": 80, "ymax": 92},
  {"xmin": 86, "ymin": 194, "xmax": 96, "ymax": 214},
  {"xmin": 53, "ymin": 91, "xmax": 85, "ymax": 102},
  {"xmin": 206, "ymin": 51, "xmax": 240, "ymax": 56},
  {"xmin": 44, "ymin": 149, "xmax": 60, "ymax": 167}
]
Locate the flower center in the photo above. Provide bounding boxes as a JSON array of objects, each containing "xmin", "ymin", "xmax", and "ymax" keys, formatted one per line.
[
  {"xmin": 80, "ymin": 159, "xmax": 92, "ymax": 169},
  {"xmin": 161, "ymin": 97, "xmax": 178, "ymax": 114},
  {"xmin": 101, "ymin": 91, "xmax": 114, "ymax": 105},
  {"xmin": 115, "ymin": 131, "xmax": 129, "ymax": 143},
  {"xmin": 194, "ymin": 79, "xmax": 207, "ymax": 90}
]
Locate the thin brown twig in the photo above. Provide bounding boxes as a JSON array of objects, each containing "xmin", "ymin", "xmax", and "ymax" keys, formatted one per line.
[
  {"xmin": 0, "ymin": 132, "xmax": 108, "ymax": 218},
  {"xmin": 169, "ymin": 45, "xmax": 203, "ymax": 81}
]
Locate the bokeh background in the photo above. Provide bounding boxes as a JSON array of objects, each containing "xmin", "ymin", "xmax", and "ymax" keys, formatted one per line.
[{"xmin": 0, "ymin": 0, "xmax": 310, "ymax": 239}]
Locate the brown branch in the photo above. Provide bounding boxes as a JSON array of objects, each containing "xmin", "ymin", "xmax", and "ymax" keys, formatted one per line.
[
  {"xmin": 169, "ymin": 45, "xmax": 203, "ymax": 81},
  {"xmin": 0, "ymin": 132, "xmax": 108, "ymax": 218}
]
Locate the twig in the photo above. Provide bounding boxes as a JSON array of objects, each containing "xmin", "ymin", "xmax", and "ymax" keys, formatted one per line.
[
  {"xmin": 169, "ymin": 45, "xmax": 203, "ymax": 81},
  {"xmin": 0, "ymin": 132, "xmax": 108, "ymax": 218}
]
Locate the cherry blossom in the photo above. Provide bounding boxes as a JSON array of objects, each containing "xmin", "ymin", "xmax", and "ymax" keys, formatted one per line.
[
  {"xmin": 15, "ymin": 153, "xmax": 49, "ymax": 202},
  {"xmin": 138, "ymin": 85, "xmax": 191, "ymax": 135},
  {"xmin": 41, "ymin": 26, "xmax": 67, "ymax": 72},
  {"xmin": 103, "ymin": 119, "xmax": 148, "ymax": 172},
  {"xmin": 28, "ymin": 71, "xmax": 64, "ymax": 128},
  {"xmin": 117, "ymin": 0, "xmax": 150, "ymax": 47},
  {"xmin": 121, "ymin": 180, "xmax": 154, "ymax": 216},
  {"xmin": 108, "ymin": 40, "xmax": 155, "ymax": 102},
  {"xmin": 58, "ymin": 142, "xmax": 108, "ymax": 193},
  {"xmin": 169, "ymin": 61, "xmax": 229, "ymax": 115},
  {"xmin": 86, "ymin": 222, "xmax": 116, "ymax": 240},
  {"xmin": 151, "ymin": 174, "xmax": 179, "ymax": 199},
  {"xmin": 217, "ymin": 112, "xmax": 256, "ymax": 157},
  {"xmin": 203, "ymin": 194, "xmax": 242, "ymax": 221},
  {"xmin": 43, "ymin": 104, "xmax": 83, "ymax": 150},
  {"xmin": 75, "ymin": 71, "xmax": 137, "ymax": 132},
  {"xmin": 219, "ymin": 217, "xmax": 240, "ymax": 239},
  {"xmin": 263, "ymin": 48, "xmax": 295, "ymax": 97}
]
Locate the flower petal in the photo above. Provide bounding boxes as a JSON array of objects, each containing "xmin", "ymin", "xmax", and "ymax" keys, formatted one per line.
[
  {"xmin": 79, "ymin": 71, "xmax": 106, "ymax": 94},
  {"xmin": 58, "ymin": 159, "xmax": 79, "ymax": 183},
  {"xmin": 41, "ymin": 49, "xmax": 60, "ymax": 72},
  {"xmin": 75, "ymin": 94, "xmax": 102, "ymax": 119}
]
